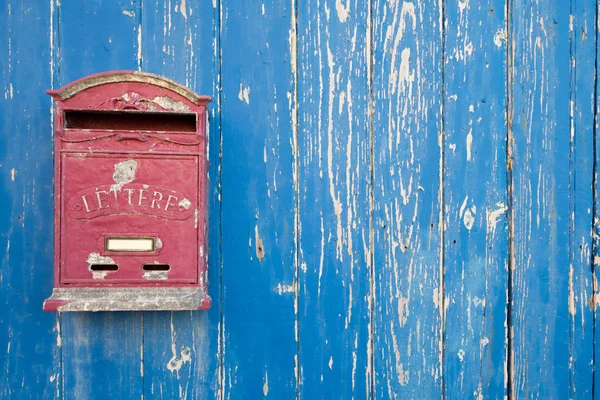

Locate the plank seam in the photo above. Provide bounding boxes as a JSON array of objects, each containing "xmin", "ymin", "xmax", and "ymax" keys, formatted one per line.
[
  {"xmin": 367, "ymin": 0, "xmax": 375, "ymax": 398},
  {"xmin": 439, "ymin": 0, "xmax": 447, "ymax": 398},
  {"xmin": 290, "ymin": 0, "xmax": 300, "ymax": 398},
  {"xmin": 592, "ymin": 0, "xmax": 600, "ymax": 396},
  {"xmin": 505, "ymin": 0, "xmax": 514, "ymax": 396},
  {"xmin": 568, "ymin": 0, "xmax": 576, "ymax": 396},
  {"xmin": 137, "ymin": 0, "xmax": 143, "ymax": 71},
  {"xmin": 50, "ymin": 0, "xmax": 63, "ymax": 397},
  {"xmin": 217, "ymin": 0, "xmax": 225, "ymax": 398}
]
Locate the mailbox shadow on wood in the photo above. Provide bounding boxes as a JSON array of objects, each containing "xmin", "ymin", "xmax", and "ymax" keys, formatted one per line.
[{"xmin": 43, "ymin": 71, "xmax": 211, "ymax": 312}]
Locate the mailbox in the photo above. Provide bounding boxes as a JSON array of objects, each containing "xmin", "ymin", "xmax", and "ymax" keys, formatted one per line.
[{"xmin": 43, "ymin": 71, "xmax": 211, "ymax": 312}]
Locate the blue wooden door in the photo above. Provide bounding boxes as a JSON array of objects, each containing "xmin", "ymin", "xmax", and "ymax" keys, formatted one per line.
[{"xmin": 1, "ymin": 0, "xmax": 598, "ymax": 398}]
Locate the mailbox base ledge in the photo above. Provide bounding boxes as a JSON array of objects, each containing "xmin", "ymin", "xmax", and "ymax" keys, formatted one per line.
[{"xmin": 43, "ymin": 287, "xmax": 211, "ymax": 312}]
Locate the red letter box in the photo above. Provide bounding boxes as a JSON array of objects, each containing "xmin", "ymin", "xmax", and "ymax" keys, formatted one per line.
[{"xmin": 43, "ymin": 71, "xmax": 211, "ymax": 311}]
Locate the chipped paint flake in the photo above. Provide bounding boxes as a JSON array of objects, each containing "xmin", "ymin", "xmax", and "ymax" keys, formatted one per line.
[
  {"xmin": 486, "ymin": 203, "xmax": 507, "ymax": 234},
  {"xmin": 459, "ymin": 196, "xmax": 476, "ymax": 230},
  {"xmin": 263, "ymin": 370, "xmax": 269, "ymax": 396},
  {"xmin": 111, "ymin": 159, "xmax": 137, "ymax": 192},
  {"xmin": 152, "ymin": 96, "xmax": 190, "ymax": 112},
  {"xmin": 86, "ymin": 252, "xmax": 115, "ymax": 265},
  {"xmin": 180, "ymin": 0, "xmax": 187, "ymax": 19},
  {"xmin": 494, "ymin": 29, "xmax": 507, "ymax": 48},
  {"xmin": 275, "ymin": 283, "xmax": 295, "ymax": 295},
  {"xmin": 569, "ymin": 264, "xmax": 576, "ymax": 316},
  {"xmin": 463, "ymin": 207, "xmax": 475, "ymax": 230},
  {"xmin": 466, "ymin": 128, "xmax": 473, "ymax": 161},
  {"xmin": 91, "ymin": 271, "xmax": 109, "ymax": 280},
  {"xmin": 178, "ymin": 198, "xmax": 192, "ymax": 210},
  {"xmin": 86, "ymin": 253, "xmax": 115, "ymax": 279},
  {"xmin": 255, "ymin": 225, "xmax": 265, "ymax": 262},
  {"xmin": 143, "ymin": 271, "xmax": 168, "ymax": 280},
  {"xmin": 55, "ymin": 319, "xmax": 62, "ymax": 348},
  {"xmin": 167, "ymin": 347, "xmax": 191, "ymax": 373},
  {"xmin": 335, "ymin": 0, "xmax": 349, "ymax": 22},
  {"xmin": 238, "ymin": 83, "xmax": 251, "ymax": 104}
]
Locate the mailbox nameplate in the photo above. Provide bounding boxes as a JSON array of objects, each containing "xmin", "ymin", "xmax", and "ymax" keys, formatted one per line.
[{"xmin": 105, "ymin": 237, "xmax": 155, "ymax": 252}]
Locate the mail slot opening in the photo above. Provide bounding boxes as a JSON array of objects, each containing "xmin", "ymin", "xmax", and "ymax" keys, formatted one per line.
[
  {"xmin": 105, "ymin": 237, "xmax": 155, "ymax": 252},
  {"xmin": 143, "ymin": 264, "xmax": 171, "ymax": 271},
  {"xmin": 89, "ymin": 264, "xmax": 119, "ymax": 271},
  {"xmin": 64, "ymin": 110, "xmax": 197, "ymax": 132}
]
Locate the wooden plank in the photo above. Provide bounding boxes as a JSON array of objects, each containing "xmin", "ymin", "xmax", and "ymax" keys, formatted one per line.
[
  {"xmin": 442, "ymin": 1, "xmax": 509, "ymax": 398},
  {"xmin": 371, "ymin": 0, "xmax": 443, "ymax": 397},
  {"xmin": 296, "ymin": 0, "xmax": 371, "ymax": 398},
  {"xmin": 58, "ymin": 1, "xmax": 144, "ymax": 399},
  {"xmin": 509, "ymin": 0, "xmax": 572, "ymax": 397},
  {"xmin": 0, "ymin": 1, "xmax": 61, "ymax": 398},
  {"xmin": 219, "ymin": 1, "xmax": 298, "ymax": 397},
  {"xmin": 569, "ymin": 0, "xmax": 596, "ymax": 397},
  {"xmin": 140, "ymin": 1, "xmax": 221, "ymax": 398}
]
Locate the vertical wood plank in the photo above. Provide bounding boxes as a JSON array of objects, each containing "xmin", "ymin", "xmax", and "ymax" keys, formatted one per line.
[
  {"xmin": 297, "ymin": 0, "xmax": 371, "ymax": 398},
  {"xmin": 443, "ymin": 1, "xmax": 509, "ymax": 398},
  {"xmin": 58, "ymin": 1, "xmax": 144, "ymax": 399},
  {"xmin": 569, "ymin": 0, "xmax": 596, "ymax": 397},
  {"xmin": 220, "ymin": 1, "xmax": 298, "ymax": 398},
  {"xmin": 509, "ymin": 0, "xmax": 572, "ymax": 397},
  {"xmin": 371, "ymin": 0, "xmax": 444, "ymax": 397},
  {"xmin": 0, "ymin": 1, "xmax": 61, "ymax": 398},
  {"xmin": 140, "ymin": 1, "xmax": 221, "ymax": 398}
]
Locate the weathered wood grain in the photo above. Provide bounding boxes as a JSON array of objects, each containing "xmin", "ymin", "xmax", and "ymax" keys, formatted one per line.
[
  {"xmin": 371, "ymin": 0, "xmax": 444, "ymax": 397},
  {"xmin": 0, "ymin": 1, "xmax": 60, "ymax": 398},
  {"xmin": 140, "ymin": 1, "xmax": 221, "ymax": 398},
  {"xmin": 58, "ymin": 1, "xmax": 144, "ymax": 399},
  {"xmin": 443, "ymin": 1, "xmax": 509, "ymax": 398},
  {"xmin": 297, "ymin": 0, "xmax": 371, "ymax": 398},
  {"xmin": 569, "ymin": 0, "xmax": 596, "ymax": 397},
  {"xmin": 509, "ymin": 0, "xmax": 572, "ymax": 397},
  {"xmin": 219, "ymin": 1, "xmax": 298, "ymax": 398}
]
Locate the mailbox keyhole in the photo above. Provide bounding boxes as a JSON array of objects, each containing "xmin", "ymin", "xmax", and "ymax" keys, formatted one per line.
[
  {"xmin": 89, "ymin": 264, "xmax": 119, "ymax": 271},
  {"xmin": 142, "ymin": 264, "xmax": 171, "ymax": 271}
]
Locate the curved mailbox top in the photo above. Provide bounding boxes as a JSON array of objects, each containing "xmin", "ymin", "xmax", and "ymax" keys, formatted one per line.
[{"xmin": 47, "ymin": 70, "xmax": 212, "ymax": 106}]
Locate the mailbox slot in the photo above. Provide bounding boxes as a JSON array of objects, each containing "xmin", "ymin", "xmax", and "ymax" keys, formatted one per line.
[
  {"xmin": 90, "ymin": 264, "xmax": 119, "ymax": 271},
  {"xmin": 64, "ymin": 110, "xmax": 197, "ymax": 132},
  {"xmin": 143, "ymin": 264, "xmax": 171, "ymax": 271}
]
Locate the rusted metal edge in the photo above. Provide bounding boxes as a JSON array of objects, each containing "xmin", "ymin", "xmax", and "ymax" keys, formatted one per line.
[
  {"xmin": 46, "ymin": 71, "xmax": 212, "ymax": 105},
  {"xmin": 43, "ymin": 287, "xmax": 211, "ymax": 312}
]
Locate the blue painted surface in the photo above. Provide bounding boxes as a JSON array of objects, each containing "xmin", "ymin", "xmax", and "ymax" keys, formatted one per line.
[
  {"xmin": 0, "ymin": 1, "xmax": 59, "ymax": 398},
  {"xmin": 570, "ymin": 0, "xmax": 596, "ymax": 397},
  {"xmin": 219, "ymin": 2, "xmax": 297, "ymax": 398},
  {"xmin": 297, "ymin": 1, "xmax": 371, "ymax": 398},
  {"xmin": 443, "ymin": 1, "xmax": 509, "ymax": 398},
  {"xmin": 371, "ymin": 1, "xmax": 444, "ymax": 397},
  {"xmin": 2, "ymin": 0, "xmax": 600, "ymax": 398},
  {"xmin": 510, "ymin": 0, "xmax": 573, "ymax": 398}
]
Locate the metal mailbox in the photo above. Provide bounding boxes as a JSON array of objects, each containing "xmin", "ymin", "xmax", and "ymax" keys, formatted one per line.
[{"xmin": 43, "ymin": 71, "xmax": 211, "ymax": 312}]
